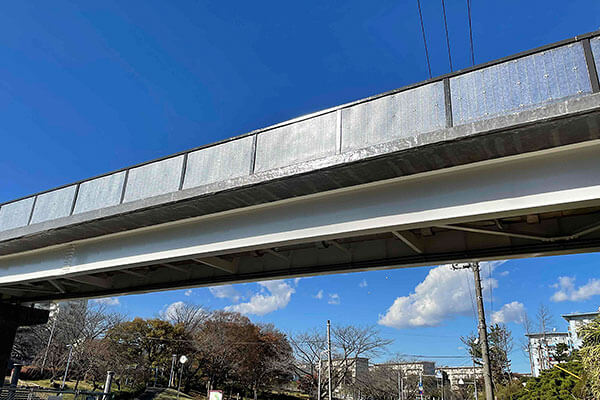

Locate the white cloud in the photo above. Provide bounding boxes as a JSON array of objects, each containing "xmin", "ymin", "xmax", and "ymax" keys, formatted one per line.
[
  {"xmin": 314, "ymin": 290, "xmax": 324, "ymax": 299},
  {"xmin": 226, "ymin": 280, "xmax": 295, "ymax": 316},
  {"xmin": 551, "ymin": 276, "xmax": 600, "ymax": 302},
  {"xmin": 161, "ymin": 301, "xmax": 185, "ymax": 320},
  {"xmin": 209, "ymin": 285, "xmax": 241, "ymax": 302},
  {"xmin": 294, "ymin": 278, "xmax": 301, "ymax": 286},
  {"xmin": 491, "ymin": 301, "xmax": 525, "ymax": 324},
  {"xmin": 93, "ymin": 297, "xmax": 120, "ymax": 306},
  {"xmin": 184, "ymin": 289, "xmax": 193, "ymax": 297},
  {"xmin": 359, "ymin": 279, "xmax": 368, "ymax": 288},
  {"xmin": 499, "ymin": 271, "xmax": 510, "ymax": 277},
  {"xmin": 378, "ymin": 262, "xmax": 502, "ymax": 329},
  {"xmin": 328, "ymin": 293, "xmax": 341, "ymax": 305}
]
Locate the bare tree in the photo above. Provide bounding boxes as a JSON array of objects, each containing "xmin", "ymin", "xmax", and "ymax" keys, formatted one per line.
[
  {"xmin": 290, "ymin": 324, "xmax": 392, "ymax": 399},
  {"xmin": 161, "ymin": 302, "xmax": 209, "ymax": 335},
  {"xmin": 535, "ymin": 304, "xmax": 554, "ymax": 334}
]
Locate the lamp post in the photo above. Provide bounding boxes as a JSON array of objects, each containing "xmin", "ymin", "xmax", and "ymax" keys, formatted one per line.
[{"xmin": 177, "ymin": 355, "xmax": 188, "ymax": 400}]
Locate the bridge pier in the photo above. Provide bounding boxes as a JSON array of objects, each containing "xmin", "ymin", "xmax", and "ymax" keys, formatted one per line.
[{"xmin": 0, "ymin": 304, "xmax": 49, "ymax": 387}]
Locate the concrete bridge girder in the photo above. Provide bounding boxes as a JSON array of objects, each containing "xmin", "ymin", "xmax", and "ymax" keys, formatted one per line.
[{"xmin": 2, "ymin": 141, "xmax": 600, "ymax": 302}]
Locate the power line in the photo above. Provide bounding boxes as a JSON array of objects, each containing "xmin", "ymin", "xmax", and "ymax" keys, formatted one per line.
[
  {"xmin": 466, "ymin": 0, "xmax": 475, "ymax": 65},
  {"xmin": 416, "ymin": 0, "xmax": 432, "ymax": 78},
  {"xmin": 488, "ymin": 262, "xmax": 493, "ymax": 314},
  {"xmin": 441, "ymin": 0, "xmax": 453, "ymax": 71}
]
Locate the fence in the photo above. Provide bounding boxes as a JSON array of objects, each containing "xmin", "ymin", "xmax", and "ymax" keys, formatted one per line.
[{"xmin": 0, "ymin": 386, "xmax": 112, "ymax": 400}]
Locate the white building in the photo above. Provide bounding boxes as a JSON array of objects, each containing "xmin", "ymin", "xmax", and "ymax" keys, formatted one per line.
[
  {"xmin": 525, "ymin": 308, "xmax": 599, "ymax": 377},
  {"xmin": 562, "ymin": 310, "xmax": 599, "ymax": 349},
  {"xmin": 526, "ymin": 331, "xmax": 570, "ymax": 377},
  {"xmin": 437, "ymin": 366, "xmax": 482, "ymax": 390},
  {"xmin": 370, "ymin": 361, "xmax": 436, "ymax": 377}
]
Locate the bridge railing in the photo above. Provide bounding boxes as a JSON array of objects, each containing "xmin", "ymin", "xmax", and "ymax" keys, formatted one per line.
[{"xmin": 1, "ymin": 33, "xmax": 599, "ymax": 233}]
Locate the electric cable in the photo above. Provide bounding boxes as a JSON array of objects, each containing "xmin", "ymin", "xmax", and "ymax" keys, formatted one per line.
[
  {"xmin": 466, "ymin": 0, "xmax": 475, "ymax": 65},
  {"xmin": 441, "ymin": 0, "xmax": 453, "ymax": 71},
  {"xmin": 416, "ymin": 0, "xmax": 432, "ymax": 78}
]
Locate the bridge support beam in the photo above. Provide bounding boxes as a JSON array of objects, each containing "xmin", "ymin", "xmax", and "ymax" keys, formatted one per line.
[{"xmin": 0, "ymin": 304, "xmax": 49, "ymax": 387}]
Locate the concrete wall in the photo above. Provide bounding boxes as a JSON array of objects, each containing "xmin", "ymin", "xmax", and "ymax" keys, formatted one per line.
[{"xmin": 1, "ymin": 34, "xmax": 599, "ymax": 233}]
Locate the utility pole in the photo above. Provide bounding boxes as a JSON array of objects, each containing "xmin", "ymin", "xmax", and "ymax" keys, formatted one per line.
[
  {"xmin": 452, "ymin": 262, "xmax": 494, "ymax": 400},
  {"xmin": 169, "ymin": 354, "xmax": 177, "ymax": 387},
  {"xmin": 327, "ymin": 320, "xmax": 332, "ymax": 400},
  {"xmin": 471, "ymin": 263, "xmax": 495, "ymax": 400},
  {"xmin": 61, "ymin": 344, "xmax": 74, "ymax": 390}
]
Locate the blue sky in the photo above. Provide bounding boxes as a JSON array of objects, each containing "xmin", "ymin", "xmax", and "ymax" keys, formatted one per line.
[{"xmin": 1, "ymin": 0, "xmax": 600, "ymax": 374}]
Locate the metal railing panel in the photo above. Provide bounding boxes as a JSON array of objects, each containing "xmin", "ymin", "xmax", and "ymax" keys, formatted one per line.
[
  {"xmin": 122, "ymin": 155, "xmax": 184, "ymax": 203},
  {"xmin": 341, "ymin": 81, "xmax": 445, "ymax": 151},
  {"xmin": 73, "ymin": 171, "xmax": 127, "ymax": 214},
  {"xmin": 591, "ymin": 36, "xmax": 600, "ymax": 85},
  {"xmin": 183, "ymin": 135, "xmax": 254, "ymax": 189},
  {"xmin": 30, "ymin": 185, "xmax": 77, "ymax": 224},
  {"xmin": 0, "ymin": 197, "xmax": 35, "ymax": 231},
  {"xmin": 450, "ymin": 42, "xmax": 591, "ymax": 125},
  {"xmin": 254, "ymin": 111, "xmax": 337, "ymax": 172}
]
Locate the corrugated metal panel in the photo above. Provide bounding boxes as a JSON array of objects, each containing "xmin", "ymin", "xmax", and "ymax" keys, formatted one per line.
[
  {"xmin": 123, "ymin": 156, "xmax": 184, "ymax": 203},
  {"xmin": 591, "ymin": 36, "xmax": 600, "ymax": 82},
  {"xmin": 451, "ymin": 42, "xmax": 591, "ymax": 125},
  {"xmin": 30, "ymin": 186, "xmax": 77, "ymax": 224},
  {"xmin": 254, "ymin": 112, "xmax": 337, "ymax": 172},
  {"xmin": 341, "ymin": 82, "xmax": 446, "ymax": 151},
  {"xmin": 73, "ymin": 171, "xmax": 126, "ymax": 214},
  {"xmin": 183, "ymin": 136, "xmax": 253, "ymax": 189},
  {"xmin": 0, "ymin": 198, "xmax": 35, "ymax": 231}
]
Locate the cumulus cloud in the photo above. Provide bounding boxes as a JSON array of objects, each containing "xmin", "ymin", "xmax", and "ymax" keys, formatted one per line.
[
  {"xmin": 226, "ymin": 280, "xmax": 295, "ymax": 316},
  {"xmin": 294, "ymin": 278, "xmax": 302, "ymax": 286},
  {"xmin": 328, "ymin": 293, "xmax": 341, "ymax": 305},
  {"xmin": 209, "ymin": 285, "xmax": 241, "ymax": 302},
  {"xmin": 551, "ymin": 276, "xmax": 600, "ymax": 302},
  {"xmin": 93, "ymin": 297, "xmax": 120, "ymax": 306},
  {"xmin": 161, "ymin": 301, "xmax": 185, "ymax": 320},
  {"xmin": 378, "ymin": 262, "xmax": 502, "ymax": 329},
  {"xmin": 314, "ymin": 290, "xmax": 324, "ymax": 299},
  {"xmin": 184, "ymin": 289, "xmax": 193, "ymax": 297},
  {"xmin": 491, "ymin": 301, "xmax": 525, "ymax": 324},
  {"xmin": 359, "ymin": 279, "xmax": 368, "ymax": 288}
]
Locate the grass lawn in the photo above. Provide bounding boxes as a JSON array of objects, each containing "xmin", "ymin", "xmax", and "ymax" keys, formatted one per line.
[
  {"xmin": 153, "ymin": 388, "xmax": 194, "ymax": 400},
  {"xmin": 18, "ymin": 379, "xmax": 97, "ymax": 391}
]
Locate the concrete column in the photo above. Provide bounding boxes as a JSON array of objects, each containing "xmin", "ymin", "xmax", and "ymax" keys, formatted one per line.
[
  {"xmin": 102, "ymin": 371, "xmax": 114, "ymax": 400},
  {"xmin": 0, "ymin": 304, "xmax": 49, "ymax": 388}
]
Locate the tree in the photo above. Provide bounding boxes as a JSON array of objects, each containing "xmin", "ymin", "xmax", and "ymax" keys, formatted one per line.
[
  {"xmin": 106, "ymin": 317, "xmax": 190, "ymax": 386},
  {"xmin": 290, "ymin": 324, "xmax": 392, "ymax": 399},
  {"xmin": 551, "ymin": 342, "xmax": 570, "ymax": 363},
  {"xmin": 194, "ymin": 311, "xmax": 254, "ymax": 396},
  {"xmin": 461, "ymin": 323, "xmax": 513, "ymax": 386},
  {"xmin": 236, "ymin": 324, "xmax": 293, "ymax": 400},
  {"xmin": 535, "ymin": 304, "xmax": 554, "ymax": 334},
  {"xmin": 579, "ymin": 315, "xmax": 600, "ymax": 398}
]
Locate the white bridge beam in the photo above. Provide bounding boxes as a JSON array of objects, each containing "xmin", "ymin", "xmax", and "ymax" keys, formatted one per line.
[{"xmin": 1, "ymin": 141, "xmax": 600, "ymax": 288}]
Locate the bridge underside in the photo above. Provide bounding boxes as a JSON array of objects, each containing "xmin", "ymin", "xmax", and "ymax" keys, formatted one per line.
[{"xmin": 2, "ymin": 140, "xmax": 600, "ymax": 303}]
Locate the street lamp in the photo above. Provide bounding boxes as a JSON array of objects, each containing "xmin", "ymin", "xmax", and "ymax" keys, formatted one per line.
[{"xmin": 177, "ymin": 355, "xmax": 188, "ymax": 400}]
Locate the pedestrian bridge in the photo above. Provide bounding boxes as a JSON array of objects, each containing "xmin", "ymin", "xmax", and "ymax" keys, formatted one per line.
[{"xmin": 1, "ymin": 32, "xmax": 600, "ymax": 303}]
